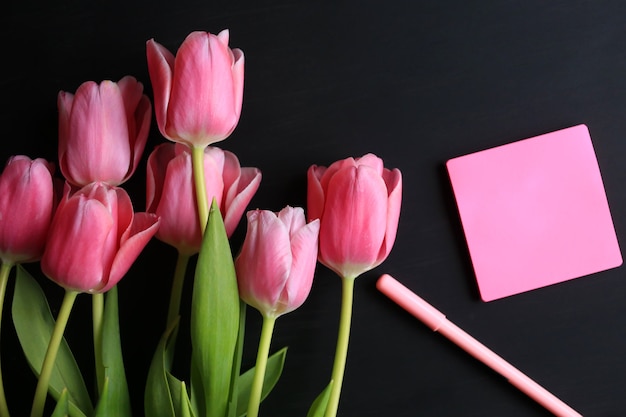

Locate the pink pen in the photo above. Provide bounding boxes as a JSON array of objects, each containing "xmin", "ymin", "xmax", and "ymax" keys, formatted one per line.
[{"xmin": 376, "ymin": 274, "xmax": 582, "ymax": 417}]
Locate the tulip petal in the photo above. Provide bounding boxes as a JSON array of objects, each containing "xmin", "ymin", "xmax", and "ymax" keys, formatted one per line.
[
  {"xmin": 104, "ymin": 212, "xmax": 159, "ymax": 292},
  {"xmin": 146, "ymin": 39, "xmax": 175, "ymax": 140},
  {"xmin": 154, "ymin": 148, "xmax": 202, "ymax": 253},
  {"xmin": 167, "ymin": 32, "xmax": 239, "ymax": 145},
  {"xmin": 376, "ymin": 168, "xmax": 402, "ymax": 265},
  {"xmin": 64, "ymin": 81, "xmax": 130, "ymax": 185},
  {"xmin": 146, "ymin": 143, "xmax": 177, "ymax": 212},
  {"xmin": 277, "ymin": 206, "xmax": 307, "ymax": 238},
  {"xmin": 223, "ymin": 164, "xmax": 261, "ymax": 238},
  {"xmin": 114, "ymin": 186, "xmax": 136, "ymax": 244},
  {"xmin": 231, "ymin": 49, "xmax": 245, "ymax": 119},
  {"xmin": 118, "ymin": 76, "xmax": 151, "ymax": 182},
  {"xmin": 306, "ymin": 165, "xmax": 326, "ymax": 222},
  {"xmin": 355, "ymin": 153, "xmax": 384, "ymax": 175},
  {"xmin": 280, "ymin": 218, "xmax": 319, "ymax": 314},
  {"xmin": 236, "ymin": 211, "xmax": 291, "ymax": 313},
  {"xmin": 42, "ymin": 195, "xmax": 115, "ymax": 292},
  {"xmin": 320, "ymin": 165, "xmax": 388, "ymax": 278},
  {"xmin": 57, "ymin": 91, "xmax": 74, "ymax": 177},
  {"xmin": 0, "ymin": 157, "xmax": 55, "ymax": 263}
]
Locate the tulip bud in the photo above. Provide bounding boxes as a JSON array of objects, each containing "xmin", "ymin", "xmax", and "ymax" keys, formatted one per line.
[
  {"xmin": 307, "ymin": 153, "xmax": 402, "ymax": 279},
  {"xmin": 146, "ymin": 30, "xmax": 245, "ymax": 148},
  {"xmin": 235, "ymin": 206, "xmax": 320, "ymax": 318},
  {"xmin": 41, "ymin": 182, "xmax": 159, "ymax": 293},
  {"xmin": 0, "ymin": 156, "xmax": 56, "ymax": 264},
  {"xmin": 146, "ymin": 143, "xmax": 261, "ymax": 254},
  {"xmin": 58, "ymin": 76, "xmax": 151, "ymax": 187}
]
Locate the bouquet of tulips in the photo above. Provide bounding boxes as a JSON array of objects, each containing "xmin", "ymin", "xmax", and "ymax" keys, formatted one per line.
[{"xmin": 0, "ymin": 29, "xmax": 402, "ymax": 417}]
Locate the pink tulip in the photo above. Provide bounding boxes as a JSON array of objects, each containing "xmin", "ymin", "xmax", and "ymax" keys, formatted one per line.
[
  {"xmin": 41, "ymin": 182, "xmax": 159, "ymax": 293},
  {"xmin": 146, "ymin": 143, "xmax": 261, "ymax": 254},
  {"xmin": 307, "ymin": 153, "xmax": 402, "ymax": 279},
  {"xmin": 235, "ymin": 206, "xmax": 320, "ymax": 318},
  {"xmin": 146, "ymin": 30, "xmax": 245, "ymax": 148},
  {"xmin": 0, "ymin": 156, "xmax": 56, "ymax": 264},
  {"xmin": 58, "ymin": 76, "xmax": 151, "ymax": 187}
]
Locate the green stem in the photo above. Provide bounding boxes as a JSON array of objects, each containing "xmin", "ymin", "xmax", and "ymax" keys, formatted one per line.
[
  {"xmin": 0, "ymin": 262, "xmax": 13, "ymax": 417},
  {"xmin": 166, "ymin": 252, "xmax": 190, "ymax": 328},
  {"xmin": 246, "ymin": 315, "xmax": 276, "ymax": 417},
  {"xmin": 325, "ymin": 277, "xmax": 356, "ymax": 417},
  {"xmin": 30, "ymin": 290, "xmax": 78, "ymax": 417},
  {"xmin": 92, "ymin": 292, "xmax": 104, "ymax": 397},
  {"xmin": 191, "ymin": 145, "xmax": 209, "ymax": 235}
]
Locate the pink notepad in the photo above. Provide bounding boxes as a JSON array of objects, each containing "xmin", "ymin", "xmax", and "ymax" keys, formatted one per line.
[{"xmin": 446, "ymin": 124, "xmax": 622, "ymax": 301}]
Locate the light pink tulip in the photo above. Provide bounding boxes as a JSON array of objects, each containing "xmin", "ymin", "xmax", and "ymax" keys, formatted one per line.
[
  {"xmin": 146, "ymin": 143, "xmax": 261, "ymax": 254},
  {"xmin": 307, "ymin": 153, "xmax": 402, "ymax": 279},
  {"xmin": 41, "ymin": 182, "xmax": 159, "ymax": 293},
  {"xmin": 146, "ymin": 30, "xmax": 245, "ymax": 148},
  {"xmin": 0, "ymin": 156, "xmax": 56, "ymax": 264},
  {"xmin": 58, "ymin": 76, "xmax": 151, "ymax": 187},
  {"xmin": 235, "ymin": 206, "xmax": 320, "ymax": 318}
]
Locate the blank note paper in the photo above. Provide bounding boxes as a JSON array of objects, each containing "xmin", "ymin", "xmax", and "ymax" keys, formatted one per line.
[{"xmin": 446, "ymin": 124, "xmax": 622, "ymax": 301}]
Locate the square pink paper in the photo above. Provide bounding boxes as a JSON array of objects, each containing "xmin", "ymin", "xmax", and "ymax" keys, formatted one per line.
[{"xmin": 446, "ymin": 124, "xmax": 622, "ymax": 301}]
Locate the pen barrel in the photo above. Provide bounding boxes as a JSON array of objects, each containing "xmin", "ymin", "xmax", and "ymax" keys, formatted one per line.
[
  {"xmin": 436, "ymin": 320, "xmax": 582, "ymax": 417},
  {"xmin": 376, "ymin": 274, "xmax": 582, "ymax": 417}
]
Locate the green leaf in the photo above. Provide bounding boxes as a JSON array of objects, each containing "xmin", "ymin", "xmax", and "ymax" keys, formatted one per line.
[
  {"xmin": 167, "ymin": 376, "xmax": 197, "ymax": 417},
  {"xmin": 93, "ymin": 377, "xmax": 109, "ymax": 416},
  {"xmin": 51, "ymin": 389, "xmax": 70, "ymax": 417},
  {"xmin": 94, "ymin": 286, "xmax": 132, "ymax": 416},
  {"xmin": 236, "ymin": 347, "xmax": 288, "ymax": 417},
  {"xmin": 12, "ymin": 266, "xmax": 92, "ymax": 417},
  {"xmin": 178, "ymin": 382, "xmax": 191, "ymax": 417},
  {"xmin": 190, "ymin": 200, "xmax": 240, "ymax": 417},
  {"xmin": 227, "ymin": 301, "xmax": 246, "ymax": 417},
  {"xmin": 144, "ymin": 318, "xmax": 179, "ymax": 417},
  {"xmin": 306, "ymin": 381, "xmax": 334, "ymax": 417}
]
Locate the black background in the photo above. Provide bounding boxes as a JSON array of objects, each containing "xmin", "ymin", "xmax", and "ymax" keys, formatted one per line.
[{"xmin": 3, "ymin": 1, "xmax": 626, "ymax": 416}]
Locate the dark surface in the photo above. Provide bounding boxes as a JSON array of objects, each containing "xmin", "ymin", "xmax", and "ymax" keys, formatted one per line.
[{"xmin": 3, "ymin": 1, "xmax": 626, "ymax": 416}]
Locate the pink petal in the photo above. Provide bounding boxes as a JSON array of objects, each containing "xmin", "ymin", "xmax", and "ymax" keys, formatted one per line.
[
  {"xmin": 57, "ymin": 91, "xmax": 73, "ymax": 176},
  {"xmin": 154, "ymin": 148, "xmax": 202, "ymax": 253},
  {"xmin": 146, "ymin": 39, "xmax": 175, "ymax": 140},
  {"xmin": 231, "ymin": 49, "xmax": 245, "ymax": 119},
  {"xmin": 146, "ymin": 143, "xmax": 176, "ymax": 212},
  {"xmin": 306, "ymin": 165, "xmax": 326, "ymax": 222},
  {"xmin": 104, "ymin": 212, "xmax": 159, "ymax": 292},
  {"xmin": 42, "ymin": 194, "xmax": 115, "ymax": 292},
  {"xmin": 222, "ymin": 152, "xmax": 260, "ymax": 237},
  {"xmin": 236, "ymin": 210, "xmax": 291, "ymax": 312},
  {"xmin": 126, "ymin": 94, "xmax": 151, "ymax": 182},
  {"xmin": 217, "ymin": 29, "xmax": 230, "ymax": 45},
  {"xmin": 277, "ymin": 206, "xmax": 307, "ymax": 238},
  {"xmin": 355, "ymin": 153, "xmax": 384, "ymax": 175},
  {"xmin": 167, "ymin": 32, "xmax": 238, "ymax": 145},
  {"xmin": 280, "ymin": 218, "xmax": 319, "ymax": 314},
  {"xmin": 376, "ymin": 168, "xmax": 402, "ymax": 265},
  {"xmin": 319, "ymin": 165, "xmax": 388, "ymax": 278},
  {"xmin": 65, "ymin": 81, "xmax": 130, "ymax": 185},
  {"xmin": 0, "ymin": 157, "xmax": 55, "ymax": 263}
]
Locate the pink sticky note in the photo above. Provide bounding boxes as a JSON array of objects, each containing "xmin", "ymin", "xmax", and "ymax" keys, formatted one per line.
[{"xmin": 446, "ymin": 124, "xmax": 622, "ymax": 301}]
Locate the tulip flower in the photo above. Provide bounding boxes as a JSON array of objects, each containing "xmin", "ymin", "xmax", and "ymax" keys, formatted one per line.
[
  {"xmin": 41, "ymin": 181, "xmax": 159, "ymax": 293},
  {"xmin": 0, "ymin": 156, "xmax": 56, "ymax": 416},
  {"xmin": 307, "ymin": 153, "xmax": 402, "ymax": 417},
  {"xmin": 235, "ymin": 206, "xmax": 319, "ymax": 417},
  {"xmin": 146, "ymin": 30, "xmax": 245, "ymax": 148},
  {"xmin": 147, "ymin": 143, "xmax": 261, "ymax": 254},
  {"xmin": 235, "ymin": 206, "xmax": 320, "ymax": 318},
  {"xmin": 0, "ymin": 156, "xmax": 56, "ymax": 265},
  {"xmin": 307, "ymin": 153, "xmax": 402, "ymax": 280},
  {"xmin": 147, "ymin": 142, "xmax": 260, "ymax": 328},
  {"xmin": 58, "ymin": 76, "xmax": 151, "ymax": 187}
]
